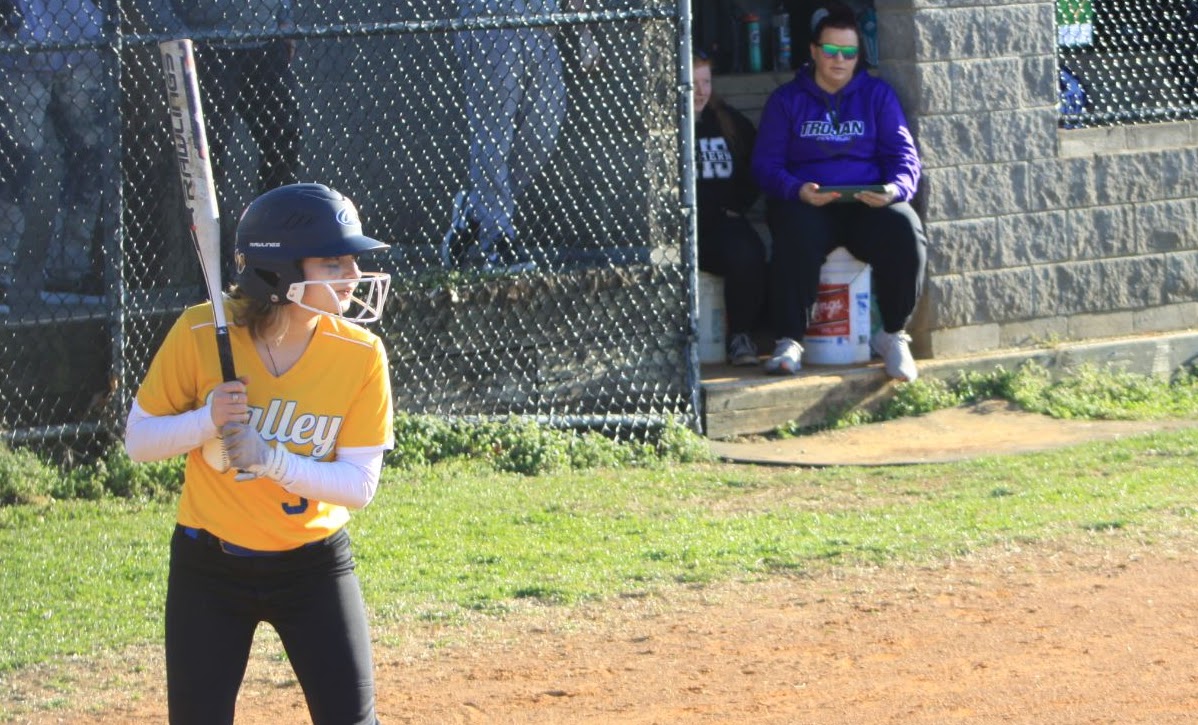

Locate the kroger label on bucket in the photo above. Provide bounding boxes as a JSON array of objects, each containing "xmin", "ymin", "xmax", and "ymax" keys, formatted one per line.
[
  {"xmin": 803, "ymin": 248, "xmax": 871, "ymax": 365},
  {"xmin": 809, "ymin": 284, "xmax": 851, "ymax": 337}
]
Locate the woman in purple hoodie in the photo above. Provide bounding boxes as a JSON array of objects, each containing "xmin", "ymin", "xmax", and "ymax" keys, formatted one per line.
[{"xmin": 751, "ymin": 2, "xmax": 927, "ymax": 381}]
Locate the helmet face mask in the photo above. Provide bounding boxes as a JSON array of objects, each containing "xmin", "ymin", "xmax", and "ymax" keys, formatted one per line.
[
  {"xmin": 234, "ymin": 183, "xmax": 392, "ymax": 323},
  {"xmin": 283, "ymin": 272, "xmax": 392, "ymax": 324}
]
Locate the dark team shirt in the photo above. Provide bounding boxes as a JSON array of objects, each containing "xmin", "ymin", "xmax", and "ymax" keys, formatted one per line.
[{"xmin": 694, "ymin": 104, "xmax": 759, "ymax": 227}]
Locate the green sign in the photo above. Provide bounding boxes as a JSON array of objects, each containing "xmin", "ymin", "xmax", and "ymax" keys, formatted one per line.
[{"xmin": 1056, "ymin": 0, "xmax": 1093, "ymax": 47}]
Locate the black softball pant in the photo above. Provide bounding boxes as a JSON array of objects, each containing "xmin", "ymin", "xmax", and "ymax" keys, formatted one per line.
[
  {"xmin": 193, "ymin": 42, "xmax": 301, "ymax": 275},
  {"xmin": 766, "ymin": 199, "xmax": 927, "ymax": 341},
  {"xmin": 698, "ymin": 212, "xmax": 769, "ymax": 336},
  {"xmin": 194, "ymin": 42, "xmax": 302, "ymax": 196},
  {"xmin": 165, "ymin": 525, "xmax": 378, "ymax": 725}
]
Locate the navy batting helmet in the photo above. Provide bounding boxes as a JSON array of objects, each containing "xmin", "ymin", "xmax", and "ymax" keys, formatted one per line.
[{"xmin": 234, "ymin": 184, "xmax": 391, "ymax": 321}]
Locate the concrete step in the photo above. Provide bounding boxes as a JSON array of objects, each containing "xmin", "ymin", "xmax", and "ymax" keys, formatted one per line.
[{"xmin": 700, "ymin": 330, "xmax": 1198, "ymax": 439}]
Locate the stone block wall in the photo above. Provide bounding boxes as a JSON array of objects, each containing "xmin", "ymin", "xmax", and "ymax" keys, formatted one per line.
[{"xmin": 875, "ymin": 0, "xmax": 1198, "ymax": 358}]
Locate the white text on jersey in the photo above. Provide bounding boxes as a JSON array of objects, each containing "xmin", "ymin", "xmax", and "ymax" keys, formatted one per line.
[
  {"xmin": 249, "ymin": 399, "xmax": 344, "ymax": 459},
  {"xmin": 698, "ymin": 138, "xmax": 733, "ymax": 179}
]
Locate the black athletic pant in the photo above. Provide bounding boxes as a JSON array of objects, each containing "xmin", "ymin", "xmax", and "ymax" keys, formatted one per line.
[
  {"xmin": 194, "ymin": 41, "xmax": 302, "ymax": 195},
  {"xmin": 698, "ymin": 211, "xmax": 769, "ymax": 337},
  {"xmin": 766, "ymin": 199, "xmax": 927, "ymax": 341},
  {"xmin": 165, "ymin": 526, "xmax": 378, "ymax": 725},
  {"xmin": 193, "ymin": 41, "xmax": 302, "ymax": 276}
]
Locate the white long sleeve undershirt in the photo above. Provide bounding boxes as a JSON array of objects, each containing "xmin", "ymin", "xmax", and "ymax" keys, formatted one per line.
[
  {"xmin": 271, "ymin": 445, "xmax": 383, "ymax": 510},
  {"xmin": 124, "ymin": 399, "xmax": 218, "ymax": 461},
  {"xmin": 124, "ymin": 400, "xmax": 384, "ymax": 509}
]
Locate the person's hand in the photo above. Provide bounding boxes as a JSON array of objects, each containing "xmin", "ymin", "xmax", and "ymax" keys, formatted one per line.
[
  {"xmin": 578, "ymin": 27, "xmax": 602, "ymax": 71},
  {"xmin": 856, "ymin": 184, "xmax": 898, "ymax": 208},
  {"xmin": 208, "ymin": 378, "xmax": 250, "ymax": 428},
  {"xmin": 1, "ymin": 0, "xmax": 21, "ymax": 35},
  {"xmin": 799, "ymin": 182, "xmax": 841, "ymax": 207},
  {"xmin": 221, "ymin": 422, "xmax": 288, "ymax": 481},
  {"xmin": 278, "ymin": 20, "xmax": 297, "ymax": 63}
]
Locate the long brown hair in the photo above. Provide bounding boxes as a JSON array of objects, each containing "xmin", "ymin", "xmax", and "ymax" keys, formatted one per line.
[
  {"xmin": 226, "ymin": 286, "xmax": 290, "ymax": 345},
  {"xmin": 694, "ymin": 53, "xmax": 746, "ymax": 163}
]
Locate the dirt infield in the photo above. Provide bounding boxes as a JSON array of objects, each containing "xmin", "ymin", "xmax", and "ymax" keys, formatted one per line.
[
  {"xmin": 7, "ymin": 537, "xmax": 1198, "ymax": 724},
  {"xmin": 6, "ymin": 410, "xmax": 1198, "ymax": 724}
]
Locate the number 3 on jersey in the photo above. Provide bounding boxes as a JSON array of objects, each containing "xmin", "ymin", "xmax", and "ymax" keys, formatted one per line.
[{"xmin": 283, "ymin": 496, "xmax": 309, "ymax": 515}]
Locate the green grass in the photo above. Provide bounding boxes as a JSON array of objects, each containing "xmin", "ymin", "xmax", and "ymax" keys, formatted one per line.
[
  {"xmin": 0, "ymin": 500, "xmax": 174, "ymax": 671},
  {"xmin": 2, "ymin": 362, "xmax": 1196, "ymax": 680},
  {"xmin": 3, "ymin": 427, "xmax": 1197, "ymax": 673},
  {"xmin": 775, "ymin": 361, "xmax": 1198, "ymax": 436}
]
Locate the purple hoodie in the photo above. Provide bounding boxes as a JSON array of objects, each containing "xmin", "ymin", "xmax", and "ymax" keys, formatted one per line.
[{"xmin": 751, "ymin": 65, "xmax": 921, "ymax": 203}]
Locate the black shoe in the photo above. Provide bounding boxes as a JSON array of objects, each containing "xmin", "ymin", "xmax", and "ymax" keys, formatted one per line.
[
  {"xmin": 727, "ymin": 332, "xmax": 759, "ymax": 366},
  {"xmin": 41, "ymin": 274, "xmax": 105, "ymax": 305},
  {"xmin": 481, "ymin": 235, "xmax": 537, "ymax": 275},
  {"xmin": 440, "ymin": 191, "xmax": 478, "ymax": 269}
]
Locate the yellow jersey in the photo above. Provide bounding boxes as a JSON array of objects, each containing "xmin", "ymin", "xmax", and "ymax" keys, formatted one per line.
[{"xmin": 136, "ymin": 302, "xmax": 394, "ymax": 550}]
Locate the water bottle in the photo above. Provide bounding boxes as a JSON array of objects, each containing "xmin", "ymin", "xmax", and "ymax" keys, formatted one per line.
[
  {"xmin": 772, "ymin": 3, "xmax": 791, "ymax": 71},
  {"xmin": 744, "ymin": 13, "xmax": 762, "ymax": 73},
  {"xmin": 860, "ymin": 6, "xmax": 879, "ymax": 68}
]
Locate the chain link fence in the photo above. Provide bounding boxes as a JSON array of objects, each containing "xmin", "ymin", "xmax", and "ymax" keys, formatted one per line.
[
  {"xmin": 0, "ymin": 0, "xmax": 699, "ymax": 459},
  {"xmin": 11, "ymin": 2, "xmax": 1189, "ymax": 458},
  {"xmin": 1058, "ymin": 0, "xmax": 1198, "ymax": 127}
]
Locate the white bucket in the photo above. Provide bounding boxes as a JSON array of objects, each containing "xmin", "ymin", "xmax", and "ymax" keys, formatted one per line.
[
  {"xmin": 697, "ymin": 271, "xmax": 726, "ymax": 364},
  {"xmin": 803, "ymin": 248, "xmax": 872, "ymax": 365}
]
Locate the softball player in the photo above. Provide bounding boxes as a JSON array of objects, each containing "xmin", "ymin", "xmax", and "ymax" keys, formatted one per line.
[{"xmin": 124, "ymin": 184, "xmax": 394, "ymax": 724}]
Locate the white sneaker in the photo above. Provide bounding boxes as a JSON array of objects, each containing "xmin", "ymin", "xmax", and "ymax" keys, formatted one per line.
[
  {"xmin": 764, "ymin": 337, "xmax": 802, "ymax": 375},
  {"xmin": 872, "ymin": 330, "xmax": 918, "ymax": 382},
  {"xmin": 727, "ymin": 333, "xmax": 758, "ymax": 366}
]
